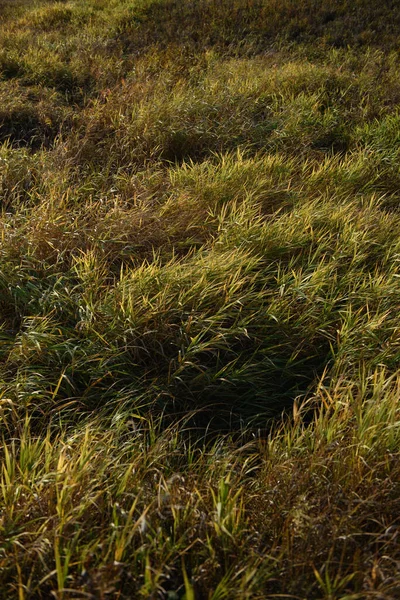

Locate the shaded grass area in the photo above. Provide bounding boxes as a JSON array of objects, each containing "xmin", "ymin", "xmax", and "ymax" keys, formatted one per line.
[
  {"xmin": 1, "ymin": 0, "xmax": 400, "ymax": 597},
  {"xmin": 1, "ymin": 376, "xmax": 400, "ymax": 599},
  {"xmin": 116, "ymin": 0, "xmax": 400, "ymax": 53}
]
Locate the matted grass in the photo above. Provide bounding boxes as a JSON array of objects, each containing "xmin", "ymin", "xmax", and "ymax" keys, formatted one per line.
[{"xmin": 1, "ymin": 0, "xmax": 400, "ymax": 597}]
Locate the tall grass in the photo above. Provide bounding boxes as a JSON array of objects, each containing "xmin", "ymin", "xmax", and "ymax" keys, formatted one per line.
[{"xmin": 1, "ymin": 0, "xmax": 400, "ymax": 597}]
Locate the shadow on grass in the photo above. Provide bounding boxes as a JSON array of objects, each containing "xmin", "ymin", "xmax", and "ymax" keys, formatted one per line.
[{"xmin": 116, "ymin": 0, "xmax": 400, "ymax": 55}]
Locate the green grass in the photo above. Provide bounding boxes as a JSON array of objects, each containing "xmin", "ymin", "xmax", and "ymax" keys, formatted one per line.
[{"xmin": 1, "ymin": 0, "xmax": 400, "ymax": 597}]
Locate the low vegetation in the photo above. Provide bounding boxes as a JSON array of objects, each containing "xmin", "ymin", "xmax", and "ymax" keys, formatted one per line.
[{"xmin": 1, "ymin": 0, "xmax": 400, "ymax": 597}]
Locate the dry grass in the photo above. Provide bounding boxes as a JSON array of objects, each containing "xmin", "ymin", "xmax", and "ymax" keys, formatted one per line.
[{"xmin": 1, "ymin": 0, "xmax": 400, "ymax": 597}]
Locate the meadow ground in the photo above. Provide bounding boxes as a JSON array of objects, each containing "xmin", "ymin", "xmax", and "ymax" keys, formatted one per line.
[{"xmin": 1, "ymin": 0, "xmax": 400, "ymax": 598}]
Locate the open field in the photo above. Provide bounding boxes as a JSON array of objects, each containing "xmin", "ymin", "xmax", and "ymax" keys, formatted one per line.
[{"xmin": 1, "ymin": 0, "xmax": 400, "ymax": 597}]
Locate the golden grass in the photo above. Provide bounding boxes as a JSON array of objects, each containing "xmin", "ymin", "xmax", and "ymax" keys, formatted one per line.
[{"xmin": 1, "ymin": 0, "xmax": 400, "ymax": 597}]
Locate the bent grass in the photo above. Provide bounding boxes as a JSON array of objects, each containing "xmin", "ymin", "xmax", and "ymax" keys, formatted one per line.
[{"xmin": 1, "ymin": 0, "xmax": 400, "ymax": 597}]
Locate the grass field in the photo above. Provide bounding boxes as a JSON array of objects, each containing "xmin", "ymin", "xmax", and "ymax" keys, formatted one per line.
[{"xmin": 1, "ymin": 0, "xmax": 400, "ymax": 597}]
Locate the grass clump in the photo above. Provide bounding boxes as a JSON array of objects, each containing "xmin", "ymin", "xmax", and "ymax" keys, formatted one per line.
[{"xmin": 1, "ymin": 0, "xmax": 400, "ymax": 597}]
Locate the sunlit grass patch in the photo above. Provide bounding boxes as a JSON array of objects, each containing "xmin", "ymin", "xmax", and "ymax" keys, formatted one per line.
[
  {"xmin": 0, "ymin": 371, "xmax": 399, "ymax": 597},
  {"xmin": 1, "ymin": 0, "xmax": 400, "ymax": 597}
]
